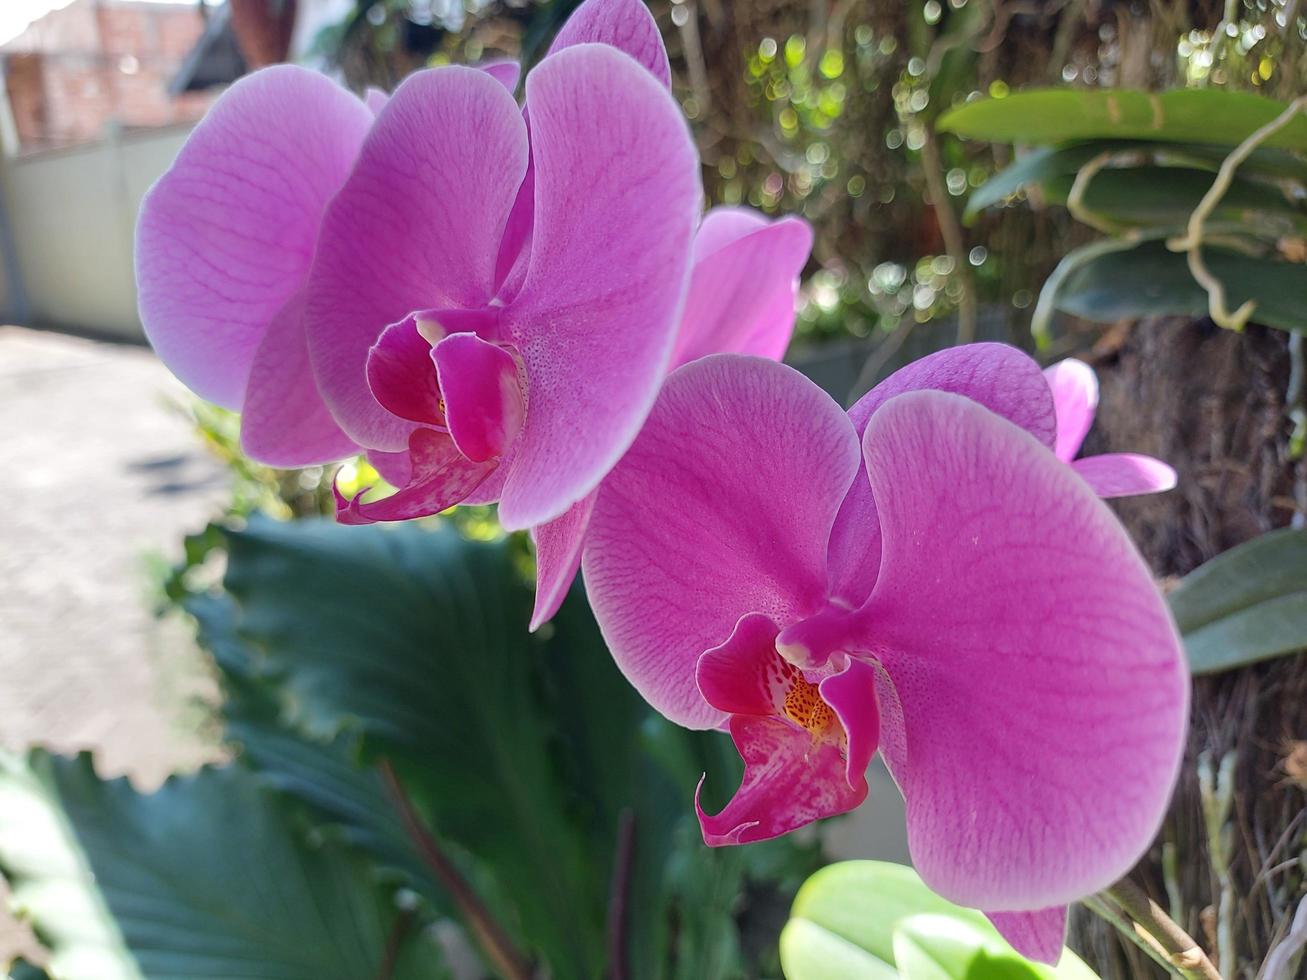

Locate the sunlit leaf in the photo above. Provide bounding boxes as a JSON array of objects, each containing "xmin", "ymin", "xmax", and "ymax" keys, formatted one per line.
[
  {"xmin": 0, "ymin": 751, "xmax": 447, "ymax": 980},
  {"xmin": 779, "ymin": 862, "xmax": 1099, "ymax": 980},
  {"xmin": 939, "ymin": 89, "xmax": 1307, "ymax": 151}
]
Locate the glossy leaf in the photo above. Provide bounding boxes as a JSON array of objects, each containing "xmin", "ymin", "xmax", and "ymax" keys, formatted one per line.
[
  {"xmin": 1050, "ymin": 240, "xmax": 1307, "ymax": 334},
  {"xmin": 779, "ymin": 861, "xmax": 1099, "ymax": 980},
  {"xmin": 0, "ymin": 750, "xmax": 447, "ymax": 980},
  {"xmin": 939, "ymin": 89, "xmax": 1307, "ymax": 151},
  {"xmin": 1170, "ymin": 528, "xmax": 1307, "ymax": 674}
]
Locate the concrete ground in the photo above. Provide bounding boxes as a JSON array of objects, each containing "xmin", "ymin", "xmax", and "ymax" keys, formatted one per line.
[{"xmin": 0, "ymin": 326, "xmax": 228, "ymax": 963}]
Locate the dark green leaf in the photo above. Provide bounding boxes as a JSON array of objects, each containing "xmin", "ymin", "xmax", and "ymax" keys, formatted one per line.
[
  {"xmin": 209, "ymin": 517, "xmax": 816, "ymax": 979},
  {"xmin": 966, "ymin": 142, "xmax": 1307, "ymax": 221},
  {"xmin": 1170, "ymin": 529, "xmax": 1307, "ymax": 674},
  {"xmin": 0, "ymin": 751, "xmax": 447, "ymax": 980},
  {"xmin": 1040, "ymin": 167, "xmax": 1301, "ymax": 230},
  {"xmin": 1049, "ymin": 240, "xmax": 1307, "ymax": 334},
  {"xmin": 939, "ymin": 89, "xmax": 1307, "ymax": 152}
]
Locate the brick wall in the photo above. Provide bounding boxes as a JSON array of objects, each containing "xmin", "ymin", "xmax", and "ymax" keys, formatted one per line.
[{"xmin": 2, "ymin": 1, "xmax": 219, "ymax": 152}]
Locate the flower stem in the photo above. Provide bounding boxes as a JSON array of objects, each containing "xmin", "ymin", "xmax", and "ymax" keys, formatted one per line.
[
  {"xmin": 379, "ymin": 759, "xmax": 535, "ymax": 980},
  {"xmin": 1098, "ymin": 877, "xmax": 1222, "ymax": 980},
  {"xmin": 605, "ymin": 809, "xmax": 636, "ymax": 980}
]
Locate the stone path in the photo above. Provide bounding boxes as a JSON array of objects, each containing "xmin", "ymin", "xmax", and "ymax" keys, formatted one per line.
[{"xmin": 0, "ymin": 326, "xmax": 228, "ymax": 964}]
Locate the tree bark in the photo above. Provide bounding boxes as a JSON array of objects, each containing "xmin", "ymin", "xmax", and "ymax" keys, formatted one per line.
[{"xmin": 1072, "ymin": 318, "xmax": 1307, "ymax": 978}]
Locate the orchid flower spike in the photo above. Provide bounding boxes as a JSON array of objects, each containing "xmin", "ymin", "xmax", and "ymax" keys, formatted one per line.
[
  {"xmin": 1045, "ymin": 359, "xmax": 1177, "ymax": 498},
  {"xmin": 139, "ymin": 0, "xmax": 810, "ymax": 534},
  {"xmin": 583, "ymin": 344, "xmax": 1189, "ymax": 964}
]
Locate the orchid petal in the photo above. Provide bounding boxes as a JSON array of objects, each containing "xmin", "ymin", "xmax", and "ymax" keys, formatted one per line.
[
  {"xmin": 818, "ymin": 658, "xmax": 881, "ymax": 790},
  {"xmin": 986, "ymin": 907, "xmax": 1068, "ymax": 965},
  {"xmin": 431, "ymin": 333, "xmax": 524, "ymax": 462},
  {"xmin": 828, "ymin": 343, "xmax": 1057, "ymax": 606},
  {"xmin": 529, "ymin": 492, "xmax": 596, "ymax": 632},
  {"xmin": 696, "ymin": 715, "xmax": 867, "ymax": 846},
  {"xmin": 364, "ymin": 87, "xmax": 388, "ymax": 114},
  {"xmin": 137, "ymin": 65, "xmax": 373, "ymax": 409},
  {"xmin": 496, "ymin": 45, "xmax": 700, "ymax": 529},
  {"xmin": 1073, "ymin": 453, "xmax": 1178, "ymax": 498},
  {"xmin": 495, "ymin": 0, "xmax": 672, "ymax": 300},
  {"xmin": 670, "ymin": 210, "xmax": 812, "ymax": 368},
  {"xmin": 847, "ymin": 343, "xmax": 1058, "ymax": 443},
  {"xmin": 367, "ymin": 449, "xmax": 411, "ymax": 488},
  {"xmin": 365, "ymin": 317, "xmax": 445, "ymax": 427},
  {"xmin": 335, "ymin": 429, "xmax": 496, "ymax": 525},
  {"xmin": 493, "ymin": 150, "xmax": 535, "ymax": 302},
  {"xmin": 240, "ymin": 292, "xmax": 359, "ymax": 466},
  {"xmin": 547, "ymin": 0, "xmax": 671, "ymax": 88},
  {"xmin": 478, "ymin": 59, "xmax": 522, "ymax": 92},
  {"xmin": 1044, "ymin": 359, "xmax": 1099, "ymax": 463},
  {"xmin": 858, "ymin": 390, "xmax": 1188, "ymax": 911},
  {"xmin": 695, "ymin": 613, "xmax": 790, "ymax": 717},
  {"xmin": 306, "ymin": 66, "xmax": 528, "ymax": 451},
  {"xmin": 584, "ymin": 355, "xmax": 860, "ymax": 729}
]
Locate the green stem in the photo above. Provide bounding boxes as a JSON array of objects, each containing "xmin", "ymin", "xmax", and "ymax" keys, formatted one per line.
[
  {"xmin": 1099, "ymin": 877, "xmax": 1223, "ymax": 980},
  {"xmin": 379, "ymin": 760, "xmax": 535, "ymax": 980}
]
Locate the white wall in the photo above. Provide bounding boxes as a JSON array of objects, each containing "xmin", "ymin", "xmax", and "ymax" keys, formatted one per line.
[{"xmin": 0, "ymin": 123, "xmax": 191, "ymax": 341}]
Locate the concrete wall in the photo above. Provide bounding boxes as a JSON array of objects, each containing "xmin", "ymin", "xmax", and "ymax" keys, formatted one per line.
[{"xmin": 0, "ymin": 122, "xmax": 189, "ymax": 340}]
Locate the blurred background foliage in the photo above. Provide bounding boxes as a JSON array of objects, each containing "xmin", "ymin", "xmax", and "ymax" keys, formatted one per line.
[{"xmin": 308, "ymin": 0, "xmax": 1305, "ymax": 359}]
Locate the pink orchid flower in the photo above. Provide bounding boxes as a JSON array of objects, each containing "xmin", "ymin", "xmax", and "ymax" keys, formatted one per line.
[
  {"xmin": 1045, "ymin": 358, "xmax": 1177, "ymax": 497},
  {"xmin": 581, "ymin": 344, "xmax": 1189, "ymax": 964},
  {"xmin": 137, "ymin": 0, "xmax": 811, "ymax": 538}
]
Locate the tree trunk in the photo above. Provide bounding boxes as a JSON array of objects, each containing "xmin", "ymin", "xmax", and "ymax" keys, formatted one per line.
[{"xmin": 1072, "ymin": 318, "xmax": 1307, "ymax": 979}]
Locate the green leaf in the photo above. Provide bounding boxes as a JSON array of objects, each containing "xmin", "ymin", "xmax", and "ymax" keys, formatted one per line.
[
  {"xmin": 939, "ymin": 89, "xmax": 1307, "ymax": 152},
  {"xmin": 209, "ymin": 517, "xmax": 815, "ymax": 979},
  {"xmin": 0, "ymin": 750, "xmax": 447, "ymax": 980},
  {"xmin": 966, "ymin": 142, "xmax": 1307, "ymax": 222},
  {"xmin": 1169, "ymin": 528, "xmax": 1307, "ymax": 674},
  {"xmin": 893, "ymin": 915, "xmax": 1054, "ymax": 980},
  {"xmin": 1039, "ymin": 167, "xmax": 1301, "ymax": 230},
  {"xmin": 1049, "ymin": 240, "xmax": 1307, "ymax": 334},
  {"xmin": 780, "ymin": 862, "xmax": 1099, "ymax": 980},
  {"xmin": 779, "ymin": 918, "xmax": 900, "ymax": 979}
]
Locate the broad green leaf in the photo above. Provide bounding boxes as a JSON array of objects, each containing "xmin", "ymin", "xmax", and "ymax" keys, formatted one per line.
[
  {"xmin": 779, "ymin": 918, "xmax": 899, "ymax": 979},
  {"xmin": 1169, "ymin": 529, "xmax": 1307, "ymax": 674},
  {"xmin": 893, "ymin": 916, "xmax": 1044, "ymax": 980},
  {"xmin": 939, "ymin": 89, "xmax": 1307, "ymax": 152},
  {"xmin": 780, "ymin": 862, "xmax": 1100, "ymax": 980},
  {"xmin": 786, "ymin": 861, "xmax": 989, "ymax": 967},
  {"xmin": 1049, "ymin": 240, "xmax": 1307, "ymax": 334},
  {"xmin": 7, "ymin": 962, "xmax": 51, "ymax": 980},
  {"xmin": 966, "ymin": 142, "xmax": 1307, "ymax": 221},
  {"xmin": 0, "ymin": 750, "xmax": 447, "ymax": 980},
  {"xmin": 210, "ymin": 517, "xmax": 816, "ymax": 979}
]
